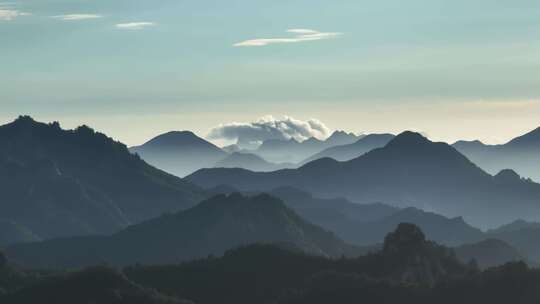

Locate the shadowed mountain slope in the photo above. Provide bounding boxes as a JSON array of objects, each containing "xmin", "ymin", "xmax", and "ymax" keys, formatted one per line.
[
  {"xmin": 6, "ymin": 193, "xmax": 359, "ymax": 268},
  {"xmin": 187, "ymin": 131, "xmax": 540, "ymax": 228},
  {"xmin": 302, "ymin": 133, "xmax": 395, "ymax": 163},
  {"xmin": 0, "ymin": 116, "xmax": 204, "ymax": 246}
]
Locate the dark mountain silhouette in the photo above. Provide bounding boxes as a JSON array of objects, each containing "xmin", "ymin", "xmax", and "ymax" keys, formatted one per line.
[
  {"xmin": 0, "ymin": 116, "xmax": 204, "ymax": 246},
  {"xmin": 254, "ymin": 130, "xmax": 362, "ymax": 163},
  {"xmin": 302, "ymin": 133, "xmax": 395, "ymax": 163},
  {"xmin": 130, "ymin": 131, "xmax": 227, "ymax": 177},
  {"xmin": 5, "ymin": 226, "xmax": 540, "ymax": 304},
  {"xmin": 125, "ymin": 224, "xmax": 472, "ymax": 304},
  {"xmin": 0, "ymin": 265, "xmax": 192, "ymax": 304},
  {"xmin": 6, "ymin": 193, "xmax": 359, "ymax": 268},
  {"xmin": 187, "ymin": 131, "xmax": 540, "ymax": 228},
  {"xmin": 455, "ymin": 238, "xmax": 528, "ymax": 269},
  {"xmin": 214, "ymin": 152, "xmax": 292, "ymax": 172},
  {"xmin": 453, "ymin": 127, "xmax": 540, "ymax": 182},
  {"xmin": 377, "ymin": 223, "xmax": 469, "ymax": 284}
]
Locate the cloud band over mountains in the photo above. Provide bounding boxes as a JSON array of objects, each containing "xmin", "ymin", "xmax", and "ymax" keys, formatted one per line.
[{"xmin": 208, "ymin": 116, "xmax": 331, "ymax": 147}]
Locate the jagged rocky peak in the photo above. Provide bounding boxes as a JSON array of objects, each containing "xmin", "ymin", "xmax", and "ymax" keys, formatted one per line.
[{"xmin": 383, "ymin": 223, "xmax": 427, "ymax": 255}]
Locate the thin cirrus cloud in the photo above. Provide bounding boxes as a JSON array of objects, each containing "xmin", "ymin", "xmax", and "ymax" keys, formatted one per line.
[
  {"xmin": 51, "ymin": 14, "xmax": 102, "ymax": 21},
  {"xmin": 234, "ymin": 29, "xmax": 342, "ymax": 47},
  {"xmin": 116, "ymin": 22, "xmax": 156, "ymax": 30},
  {"xmin": 0, "ymin": 3, "xmax": 31, "ymax": 21}
]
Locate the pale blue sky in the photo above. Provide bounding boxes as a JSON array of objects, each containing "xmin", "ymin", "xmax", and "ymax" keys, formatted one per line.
[{"xmin": 1, "ymin": 0, "xmax": 540, "ymax": 145}]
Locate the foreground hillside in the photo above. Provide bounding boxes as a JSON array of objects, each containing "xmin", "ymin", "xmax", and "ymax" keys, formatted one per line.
[
  {"xmin": 187, "ymin": 131, "xmax": 540, "ymax": 228},
  {"xmin": 0, "ymin": 116, "xmax": 205, "ymax": 246},
  {"xmin": 3, "ymin": 225, "xmax": 538, "ymax": 304},
  {"xmin": 6, "ymin": 193, "xmax": 358, "ymax": 268}
]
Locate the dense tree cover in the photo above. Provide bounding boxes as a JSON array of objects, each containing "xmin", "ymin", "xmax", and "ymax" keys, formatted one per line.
[
  {"xmin": 124, "ymin": 224, "xmax": 473, "ymax": 304},
  {"xmin": 0, "ymin": 256, "xmax": 191, "ymax": 304},
  {"xmin": 3, "ymin": 224, "xmax": 540, "ymax": 304}
]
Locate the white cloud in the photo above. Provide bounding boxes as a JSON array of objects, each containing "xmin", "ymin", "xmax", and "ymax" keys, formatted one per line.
[
  {"xmin": 234, "ymin": 29, "xmax": 342, "ymax": 47},
  {"xmin": 52, "ymin": 14, "xmax": 102, "ymax": 21},
  {"xmin": 0, "ymin": 3, "xmax": 30, "ymax": 21},
  {"xmin": 208, "ymin": 115, "xmax": 332, "ymax": 147},
  {"xmin": 116, "ymin": 22, "xmax": 156, "ymax": 30}
]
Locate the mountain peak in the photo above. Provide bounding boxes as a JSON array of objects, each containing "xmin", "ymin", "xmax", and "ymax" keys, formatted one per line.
[
  {"xmin": 494, "ymin": 169, "xmax": 521, "ymax": 184},
  {"xmin": 386, "ymin": 131, "xmax": 430, "ymax": 148},
  {"xmin": 144, "ymin": 131, "xmax": 204, "ymax": 146},
  {"xmin": 326, "ymin": 130, "xmax": 359, "ymax": 145},
  {"xmin": 383, "ymin": 223, "xmax": 427, "ymax": 254},
  {"xmin": 506, "ymin": 127, "xmax": 540, "ymax": 147},
  {"xmin": 12, "ymin": 115, "xmax": 36, "ymax": 125}
]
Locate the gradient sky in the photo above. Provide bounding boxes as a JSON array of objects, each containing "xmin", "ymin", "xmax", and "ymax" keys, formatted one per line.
[{"xmin": 1, "ymin": 0, "xmax": 540, "ymax": 146}]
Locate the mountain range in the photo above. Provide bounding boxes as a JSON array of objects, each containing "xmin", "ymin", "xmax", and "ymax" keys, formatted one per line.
[
  {"xmin": 214, "ymin": 152, "xmax": 293, "ymax": 172},
  {"xmin": 301, "ymin": 133, "xmax": 395, "ymax": 164},
  {"xmin": 213, "ymin": 186, "xmax": 482, "ymax": 247},
  {"xmin": 187, "ymin": 131, "xmax": 540, "ymax": 228},
  {"xmin": 453, "ymin": 127, "xmax": 540, "ymax": 182},
  {"xmin": 0, "ymin": 117, "xmax": 205, "ymax": 246},
  {"xmin": 6, "ymin": 193, "xmax": 359, "ymax": 268},
  {"xmin": 254, "ymin": 131, "xmax": 362, "ymax": 163}
]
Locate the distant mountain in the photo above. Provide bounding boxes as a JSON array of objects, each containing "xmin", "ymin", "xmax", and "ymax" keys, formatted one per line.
[
  {"xmin": 488, "ymin": 219, "xmax": 540, "ymax": 234},
  {"xmin": 268, "ymin": 187, "xmax": 399, "ymax": 223},
  {"xmin": 254, "ymin": 130, "xmax": 362, "ymax": 163},
  {"xmin": 222, "ymin": 144, "xmax": 242, "ymax": 153},
  {"xmin": 187, "ymin": 131, "xmax": 540, "ymax": 228},
  {"xmin": 325, "ymin": 130, "xmax": 361, "ymax": 146},
  {"xmin": 488, "ymin": 227, "xmax": 540, "ymax": 263},
  {"xmin": 455, "ymin": 239, "xmax": 527, "ymax": 269},
  {"xmin": 302, "ymin": 133, "xmax": 395, "ymax": 163},
  {"xmin": 214, "ymin": 152, "xmax": 293, "ymax": 172},
  {"xmin": 350, "ymin": 207, "xmax": 484, "ymax": 247},
  {"xmin": 453, "ymin": 127, "xmax": 540, "ymax": 182},
  {"xmin": 130, "ymin": 131, "xmax": 227, "ymax": 177},
  {"xmin": 0, "ymin": 116, "xmax": 204, "ymax": 246},
  {"xmin": 6, "ymin": 193, "xmax": 359, "ymax": 268},
  {"xmin": 205, "ymin": 186, "xmax": 481, "ymax": 247}
]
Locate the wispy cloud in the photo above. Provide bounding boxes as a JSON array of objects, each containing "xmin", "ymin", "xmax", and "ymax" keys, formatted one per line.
[
  {"xmin": 0, "ymin": 2, "xmax": 31, "ymax": 21},
  {"xmin": 52, "ymin": 14, "xmax": 102, "ymax": 21},
  {"xmin": 234, "ymin": 29, "xmax": 342, "ymax": 47},
  {"xmin": 116, "ymin": 22, "xmax": 156, "ymax": 30}
]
